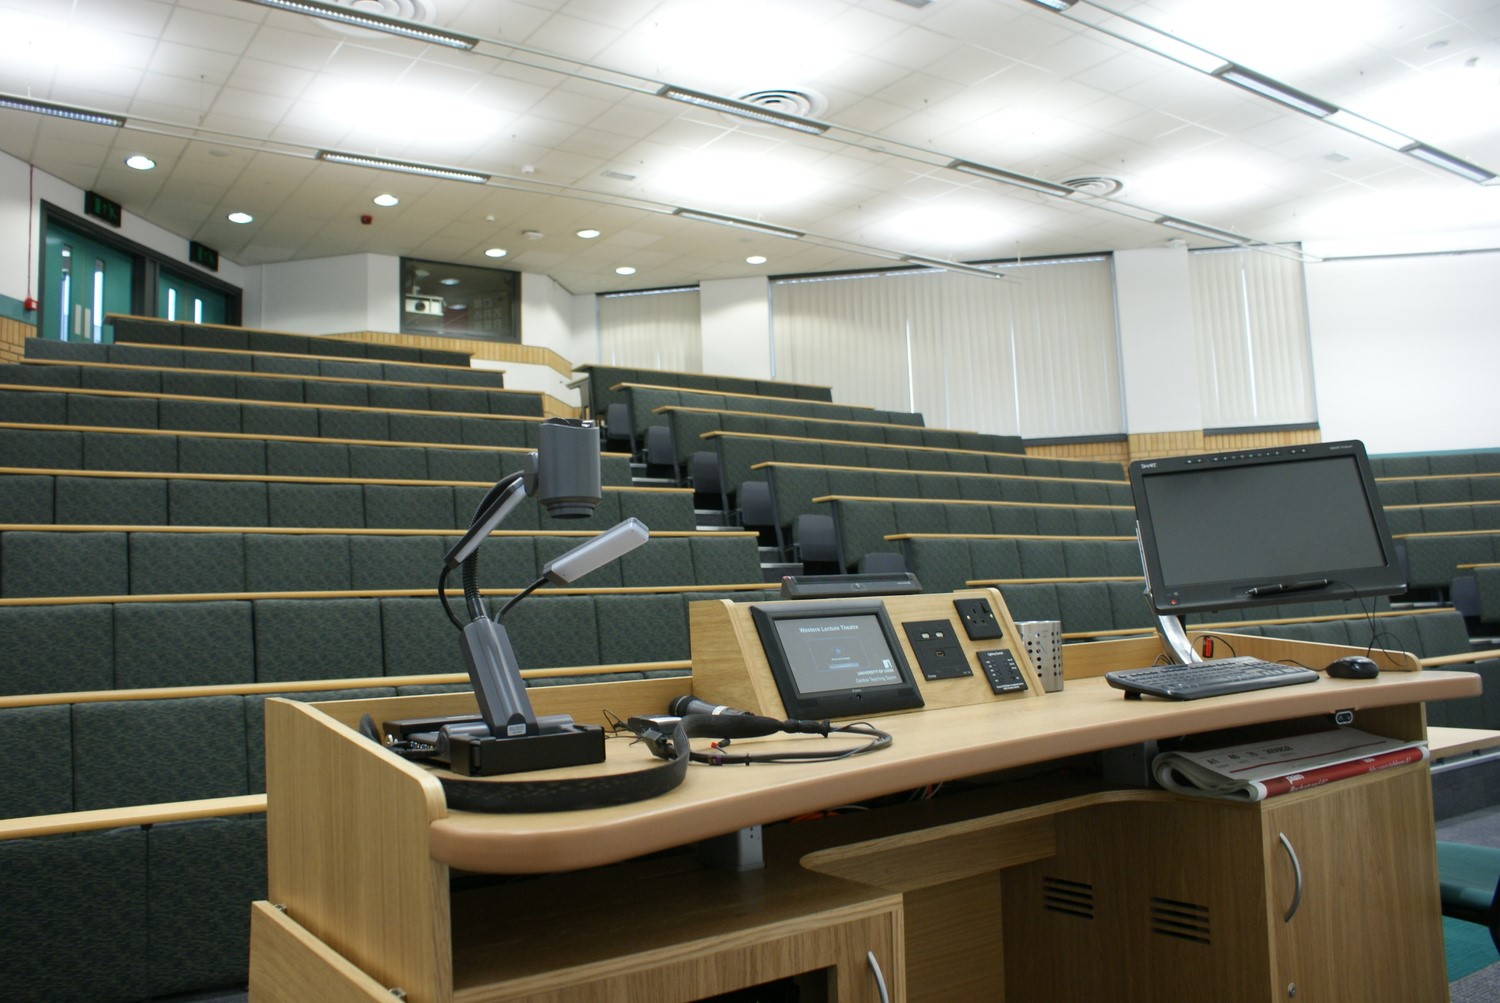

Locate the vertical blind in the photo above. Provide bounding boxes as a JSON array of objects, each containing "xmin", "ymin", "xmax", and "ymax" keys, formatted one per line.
[
  {"xmin": 770, "ymin": 257, "xmax": 1120, "ymax": 438},
  {"xmin": 597, "ymin": 286, "xmax": 702, "ymax": 372},
  {"xmin": 1188, "ymin": 248, "xmax": 1315, "ymax": 428}
]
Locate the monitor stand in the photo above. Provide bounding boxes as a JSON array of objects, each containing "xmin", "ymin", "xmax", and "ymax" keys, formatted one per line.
[{"xmin": 1155, "ymin": 611, "xmax": 1202, "ymax": 665}]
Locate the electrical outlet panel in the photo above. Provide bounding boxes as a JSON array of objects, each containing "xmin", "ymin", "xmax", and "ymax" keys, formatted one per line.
[{"xmin": 954, "ymin": 597, "xmax": 1004, "ymax": 640}]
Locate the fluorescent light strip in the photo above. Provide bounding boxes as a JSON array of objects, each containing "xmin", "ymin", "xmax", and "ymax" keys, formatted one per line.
[
  {"xmin": 901, "ymin": 255, "xmax": 1008, "ymax": 279},
  {"xmin": 0, "ymin": 94, "xmax": 125, "ymax": 128},
  {"xmin": 1213, "ymin": 64, "xmax": 1337, "ymax": 119},
  {"xmin": 317, "ymin": 151, "xmax": 489, "ymax": 184},
  {"xmin": 656, "ymin": 86, "xmax": 829, "ymax": 136},
  {"xmin": 1155, "ymin": 216, "xmax": 1250, "ymax": 245},
  {"xmin": 245, "ymin": 0, "xmax": 479, "ymax": 49},
  {"xmin": 1324, "ymin": 110, "xmax": 1412, "ymax": 150},
  {"xmin": 1020, "ymin": 0, "xmax": 1079, "ymax": 10},
  {"xmin": 672, "ymin": 208, "xmax": 804, "ymax": 239},
  {"xmin": 1400, "ymin": 144, "xmax": 1497, "ymax": 184},
  {"xmin": 949, "ymin": 160, "xmax": 1075, "ymax": 197}
]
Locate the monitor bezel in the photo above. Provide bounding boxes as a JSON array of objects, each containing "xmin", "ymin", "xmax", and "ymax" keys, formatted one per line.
[
  {"xmin": 750, "ymin": 599, "xmax": 926, "ymax": 720},
  {"xmin": 1129, "ymin": 440, "xmax": 1404, "ymax": 617}
]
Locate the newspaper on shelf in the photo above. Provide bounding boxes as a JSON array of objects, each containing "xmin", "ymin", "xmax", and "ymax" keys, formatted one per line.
[{"xmin": 1151, "ymin": 727, "xmax": 1429, "ymax": 802}]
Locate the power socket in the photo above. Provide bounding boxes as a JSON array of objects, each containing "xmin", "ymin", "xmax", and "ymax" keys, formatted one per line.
[{"xmin": 954, "ymin": 597, "xmax": 1003, "ymax": 640}]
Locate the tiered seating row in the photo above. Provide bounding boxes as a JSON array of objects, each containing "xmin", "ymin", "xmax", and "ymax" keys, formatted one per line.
[
  {"xmin": 1383, "ymin": 502, "xmax": 1500, "ymax": 535},
  {"xmin": 1376, "ymin": 473, "xmax": 1500, "ymax": 505},
  {"xmin": 1370, "ymin": 450, "xmax": 1500, "ymax": 478},
  {"xmin": 821, "ymin": 496, "xmax": 1135, "ymax": 571},
  {"xmin": 0, "ymin": 587, "xmax": 771, "ymax": 698},
  {"xmin": 663, "ymin": 406, "xmax": 1023, "ymax": 474},
  {"xmin": 0, "ymin": 385, "xmax": 544, "ymax": 447},
  {"xmin": 714, "ymin": 432, "xmax": 1122, "ymax": 508},
  {"xmin": 27, "ymin": 336, "xmax": 503, "ymax": 389},
  {"xmin": 762, "ymin": 462, "xmax": 1130, "ymax": 556},
  {"xmin": 110, "ymin": 314, "xmax": 473, "ymax": 368},
  {"xmin": 0, "ymin": 423, "xmax": 631, "ymax": 485},
  {"xmin": 618, "ymin": 383, "xmax": 921, "ymax": 445},
  {"xmin": 0, "ymin": 361, "xmax": 541, "ymax": 417},
  {"xmin": 577, "ymin": 362, "xmax": 832, "ymax": 419},
  {"xmin": 898, "ymin": 534, "xmax": 1143, "ymax": 593},
  {"xmin": 0, "ymin": 470, "xmax": 694, "ymax": 531},
  {"xmin": 0, "ymin": 528, "xmax": 762, "ymax": 599}
]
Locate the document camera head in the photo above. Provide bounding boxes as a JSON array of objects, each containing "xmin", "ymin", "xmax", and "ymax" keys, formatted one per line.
[{"xmin": 525, "ymin": 418, "xmax": 602, "ymax": 519}]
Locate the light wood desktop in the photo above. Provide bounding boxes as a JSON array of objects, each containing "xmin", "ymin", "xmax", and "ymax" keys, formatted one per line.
[{"xmin": 249, "ymin": 591, "xmax": 1479, "ymax": 1003}]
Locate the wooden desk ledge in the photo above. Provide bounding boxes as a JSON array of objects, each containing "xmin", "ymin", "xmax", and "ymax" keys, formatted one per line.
[
  {"xmin": 0, "ymin": 420, "xmax": 541, "ymax": 454},
  {"xmin": 1428, "ymin": 727, "xmax": 1500, "ymax": 760},
  {"xmin": 612, "ymin": 381, "xmax": 870, "ymax": 408},
  {"xmin": 0, "ymin": 382, "xmax": 536, "ymax": 423},
  {"xmin": 0, "ymin": 523, "xmax": 731, "ymax": 538},
  {"xmin": 753, "ymin": 460, "xmax": 1123, "ymax": 485},
  {"xmin": 0, "ymin": 794, "xmax": 267, "ymax": 842},
  {"xmin": 0, "ymin": 659, "xmax": 692, "ymax": 711},
  {"xmin": 21, "ymin": 357, "xmax": 537, "ymax": 399},
  {"xmin": 811, "ymin": 494, "xmax": 1129, "ymax": 511},
  {"xmin": 1420, "ymin": 647, "xmax": 1500, "ymax": 668}
]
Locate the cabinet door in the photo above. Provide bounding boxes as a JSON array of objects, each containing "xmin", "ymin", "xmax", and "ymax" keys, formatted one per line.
[{"xmin": 1262, "ymin": 768, "xmax": 1446, "ymax": 1003}]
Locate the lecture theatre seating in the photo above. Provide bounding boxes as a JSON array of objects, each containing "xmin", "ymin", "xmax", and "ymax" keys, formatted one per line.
[{"xmin": 0, "ymin": 329, "xmax": 791, "ymax": 1001}]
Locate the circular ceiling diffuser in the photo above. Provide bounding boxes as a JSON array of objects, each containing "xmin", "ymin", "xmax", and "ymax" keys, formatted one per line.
[
  {"xmin": 1061, "ymin": 176, "xmax": 1126, "ymax": 197},
  {"xmin": 726, "ymin": 88, "xmax": 829, "ymax": 127},
  {"xmin": 308, "ymin": 0, "xmax": 442, "ymax": 39}
]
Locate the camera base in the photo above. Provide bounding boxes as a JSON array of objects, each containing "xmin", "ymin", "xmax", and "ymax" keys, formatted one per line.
[{"xmin": 448, "ymin": 723, "xmax": 606, "ymax": 777}]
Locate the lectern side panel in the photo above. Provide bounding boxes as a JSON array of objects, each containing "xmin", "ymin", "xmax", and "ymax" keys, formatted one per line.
[{"xmin": 265, "ymin": 698, "xmax": 452, "ymax": 1003}]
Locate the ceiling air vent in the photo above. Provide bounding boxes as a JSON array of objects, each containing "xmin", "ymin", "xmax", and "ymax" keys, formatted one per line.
[
  {"xmin": 1061, "ymin": 176, "xmax": 1126, "ymax": 197},
  {"xmin": 305, "ymin": 0, "xmax": 442, "ymax": 39},
  {"xmin": 724, "ymin": 89, "xmax": 829, "ymax": 127},
  {"xmin": 1041, "ymin": 876, "xmax": 1095, "ymax": 920},
  {"xmin": 1150, "ymin": 897, "xmax": 1212, "ymax": 945}
]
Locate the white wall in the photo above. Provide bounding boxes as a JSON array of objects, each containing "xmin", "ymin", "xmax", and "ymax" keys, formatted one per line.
[
  {"xmin": 252, "ymin": 253, "xmax": 399, "ymax": 335},
  {"xmin": 520, "ymin": 271, "xmax": 593, "ymax": 366},
  {"xmin": 1305, "ymin": 249, "xmax": 1500, "ymax": 454},
  {"xmin": 0, "ymin": 149, "xmax": 245, "ymax": 309},
  {"xmin": 700, "ymin": 277, "xmax": 771, "ymax": 379}
]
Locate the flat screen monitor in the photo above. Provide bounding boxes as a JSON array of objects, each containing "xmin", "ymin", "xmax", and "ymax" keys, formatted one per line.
[
  {"xmin": 750, "ymin": 600, "xmax": 925, "ymax": 720},
  {"xmin": 1130, "ymin": 440, "xmax": 1404, "ymax": 617}
]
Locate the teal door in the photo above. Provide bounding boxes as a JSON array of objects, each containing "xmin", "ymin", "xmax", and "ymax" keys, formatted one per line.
[
  {"xmin": 158, "ymin": 269, "xmax": 230, "ymax": 326},
  {"xmin": 43, "ymin": 222, "xmax": 137, "ymax": 343}
]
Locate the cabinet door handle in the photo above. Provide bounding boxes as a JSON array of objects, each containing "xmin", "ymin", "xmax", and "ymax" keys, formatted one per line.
[
  {"xmin": 866, "ymin": 950, "xmax": 890, "ymax": 1003},
  {"xmin": 1278, "ymin": 832, "xmax": 1303, "ymax": 923}
]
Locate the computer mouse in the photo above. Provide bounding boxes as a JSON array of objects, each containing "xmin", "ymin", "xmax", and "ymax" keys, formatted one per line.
[{"xmin": 1325, "ymin": 655, "xmax": 1380, "ymax": 679}]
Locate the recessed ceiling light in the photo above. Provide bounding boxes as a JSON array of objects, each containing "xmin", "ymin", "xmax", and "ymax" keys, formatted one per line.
[
  {"xmin": 483, "ymin": 248, "xmax": 507, "ymax": 258},
  {"xmin": 372, "ymin": 193, "xmax": 399, "ymax": 207},
  {"xmin": 746, "ymin": 255, "xmax": 767, "ymax": 265},
  {"xmin": 124, "ymin": 154, "xmax": 155, "ymax": 171},
  {"xmin": 227, "ymin": 211, "xmax": 254, "ymax": 224},
  {"xmin": 440, "ymin": 278, "xmax": 460, "ymax": 286},
  {"xmin": 576, "ymin": 228, "xmax": 601, "ymax": 239},
  {"xmin": 616, "ymin": 266, "xmax": 637, "ymax": 275}
]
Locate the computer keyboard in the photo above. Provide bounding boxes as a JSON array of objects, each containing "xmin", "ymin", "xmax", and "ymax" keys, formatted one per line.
[{"xmin": 1105, "ymin": 655, "xmax": 1320, "ymax": 700}]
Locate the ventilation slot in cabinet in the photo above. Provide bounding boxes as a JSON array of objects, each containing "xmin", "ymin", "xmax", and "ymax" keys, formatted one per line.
[
  {"xmin": 1151, "ymin": 897, "xmax": 1211, "ymax": 945},
  {"xmin": 1041, "ymin": 876, "xmax": 1095, "ymax": 920}
]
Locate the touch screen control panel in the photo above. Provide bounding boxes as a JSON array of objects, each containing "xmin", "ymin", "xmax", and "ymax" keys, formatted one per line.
[{"xmin": 689, "ymin": 589, "xmax": 1046, "ymax": 719}]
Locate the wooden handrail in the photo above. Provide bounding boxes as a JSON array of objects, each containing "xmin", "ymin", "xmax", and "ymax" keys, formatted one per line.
[
  {"xmin": 20, "ymin": 357, "xmax": 539, "ymax": 401},
  {"xmin": 0, "ymin": 466, "xmax": 689, "ymax": 493},
  {"xmin": 0, "ymin": 660, "xmax": 695, "ymax": 711},
  {"xmin": 0, "ymin": 582, "xmax": 775, "ymax": 609},
  {"xmin": 0, "ymin": 381, "xmax": 535, "ymax": 424},
  {"xmin": 0, "ymin": 795, "xmax": 268, "ymax": 842}
]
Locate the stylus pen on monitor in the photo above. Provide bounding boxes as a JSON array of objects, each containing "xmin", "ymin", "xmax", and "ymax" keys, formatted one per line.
[{"xmin": 1245, "ymin": 578, "xmax": 1330, "ymax": 597}]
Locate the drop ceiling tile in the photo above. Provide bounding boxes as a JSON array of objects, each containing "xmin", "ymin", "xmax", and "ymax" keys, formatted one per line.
[{"xmin": 161, "ymin": 6, "xmax": 253, "ymax": 55}]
